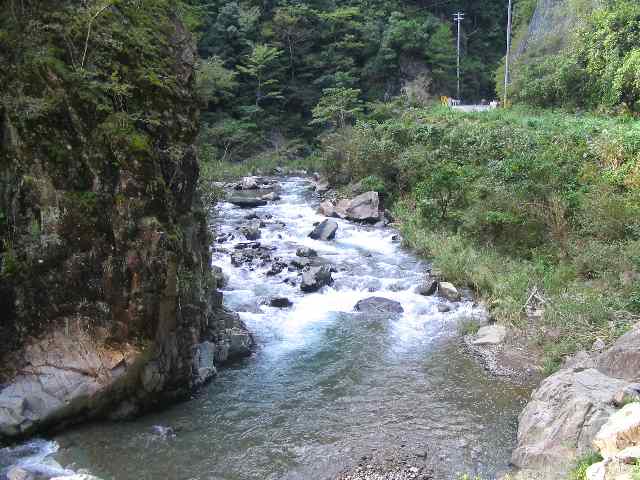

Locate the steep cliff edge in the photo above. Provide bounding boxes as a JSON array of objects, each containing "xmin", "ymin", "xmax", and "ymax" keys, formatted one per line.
[{"xmin": 0, "ymin": 1, "xmax": 252, "ymax": 440}]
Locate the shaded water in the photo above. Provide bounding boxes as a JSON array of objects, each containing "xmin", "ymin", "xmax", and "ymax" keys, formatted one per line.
[{"xmin": 6, "ymin": 178, "xmax": 531, "ymax": 479}]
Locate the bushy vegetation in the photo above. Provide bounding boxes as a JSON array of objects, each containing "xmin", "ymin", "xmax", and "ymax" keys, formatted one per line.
[
  {"xmin": 316, "ymin": 104, "xmax": 640, "ymax": 369},
  {"xmin": 192, "ymin": 0, "xmax": 510, "ymax": 165},
  {"xmin": 511, "ymin": 0, "xmax": 640, "ymax": 114},
  {"xmin": 568, "ymin": 452, "xmax": 603, "ymax": 480}
]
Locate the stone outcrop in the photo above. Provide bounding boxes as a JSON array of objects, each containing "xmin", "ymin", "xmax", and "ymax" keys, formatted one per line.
[
  {"xmin": 438, "ymin": 282, "xmax": 460, "ymax": 301},
  {"xmin": 300, "ymin": 266, "xmax": 333, "ymax": 293},
  {"xmin": 512, "ymin": 325, "xmax": 640, "ymax": 479},
  {"xmin": 309, "ymin": 219, "xmax": 338, "ymax": 241},
  {"xmin": 317, "ymin": 192, "xmax": 381, "ymax": 223},
  {"xmin": 354, "ymin": 297, "xmax": 404, "ymax": 314},
  {"xmin": 0, "ymin": 3, "xmax": 253, "ymax": 442}
]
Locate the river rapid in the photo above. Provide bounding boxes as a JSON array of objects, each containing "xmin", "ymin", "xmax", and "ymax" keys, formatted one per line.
[{"xmin": 2, "ymin": 177, "xmax": 531, "ymax": 480}]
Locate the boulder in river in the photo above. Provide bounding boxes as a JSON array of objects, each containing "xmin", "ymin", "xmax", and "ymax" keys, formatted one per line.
[
  {"xmin": 236, "ymin": 176, "xmax": 260, "ymax": 190},
  {"xmin": 438, "ymin": 282, "xmax": 460, "ymax": 301},
  {"xmin": 415, "ymin": 281, "xmax": 437, "ymax": 296},
  {"xmin": 319, "ymin": 200, "xmax": 338, "ymax": 218},
  {"xmin": 240, "ymin": 220, "xmax": 262, "ymax": 240},
  {"xmin": 228, "ymin": 196, "xmax": 267, "ymax": 208},
  {"xmin": 270, "ymin": 297, "xmax": 293, "ymax": 308},
  {"xmin": 261, "ymin": 192, "xmax": 281, "ymax": 201},
  {"xmin": 354, "ymin": 297, "xmax": 404, "ymax": 314},
  {"xmin": 309, "ymin": 219, "xmax": 338, "ymax": 241},
  {"xmin": 300, "ymin": 265, "xmax": 333, "ymax": 293},
  {"xmin": 341, "ymin": 191, "xmax": 380, "ymax": 222},
  {"xmin": 593, "ymin": 402, "xmax": 640, "ymax": 458},
  {"xmin": 596, "ymin": 325, "xmax": 640, "ymax": 382},
  {"xmin": 290, "ymin": 257, "xmax": 311, "ymax": 270},
  {"xmin": 296, "ymin": 247, "xmax": 317, "ymax": 258}
]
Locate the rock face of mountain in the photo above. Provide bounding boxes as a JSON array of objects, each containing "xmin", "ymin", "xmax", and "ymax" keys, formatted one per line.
[{"xmin": 0, "ymin": 2, "xmax": 252, "ymax": 441}]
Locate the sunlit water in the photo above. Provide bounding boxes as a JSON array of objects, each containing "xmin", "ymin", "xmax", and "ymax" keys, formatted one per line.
[{"xmin": 2, "ymin": 178, "xmax": 531, "ymax": 480}]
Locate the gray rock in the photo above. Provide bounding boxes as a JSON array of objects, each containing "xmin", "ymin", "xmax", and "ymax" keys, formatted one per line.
[
  {"xmin": 415, "ymin": 281, "xmax": 437, "ymax": 296},
  {"xmin": 261, "ymin": 192, "xmax": 280, "ymax": 201},
  {"xmin": 438, "ymin": 282, "xmax": 460, "ymax": 301},
  {"xmin": 319, "ymin": 200, "xmax": 337, "ymax": 217},
  {"xmin": 354, "ymin": 297, "xmax": 404, "ymax": 314},
  {"xmin": 270, "ymin": 297, "xmax": 293, "ymax": 308},
  {"xmin": 597, "ymin": 324, "xmax": 640, "ymax": 382},
  {"xmin": 437, "ymin": 304, "xmax": 451, "ymax": 313},
  {"xmin": 300, "ymin": 266, "xmax": 333, "ymax": 293},
  {"xmin": 309, "ymin": 219, "xmax": 338, "ymax": 241},
  {"xmin": 342, "ymin": 191, "xmax": 380, "ymax": 222},
  {"xmin": 315, "ymin": 180, "xmax": 330, "ymax": 193},
  {"xmin": 290, "ymin": 257, "xmax": 311, "ymax": 269},
  {"xmin": 472, "ymin": 325, "xmax": 507, "ymax": 345},
  {"xmin": 296, "ymin": 247, "xmax": 317, "ymax": 257},
  {"xmin": 240, "ymin": 220, "xmax": 262, "ymax": 240},
  {"xmin": 228, "ymin": 196, "xmax": 267, "ymax": 208},
  {"xmin": 512, "ymin": 368, "xmax": 632, "ymax": 478},
  {"xmin": 237, "ymin": 176, "xmax": 259, "ymax": 190}
]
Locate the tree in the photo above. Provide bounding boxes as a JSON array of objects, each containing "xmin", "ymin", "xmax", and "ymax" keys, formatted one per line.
[
  {"xmin": 310, "ymin": 87, "xmax": 363, "ymax": 128},
  {"xmin": 271, "ymin": 5, "xmax": 315, "ymax": 81},
  {"xmin": 195, "ymin": 56, "xmax": 238, "ymax": 106},
  {"xmin": 237, "ymin": 43, "xmax": 284, "ymax": 108}
]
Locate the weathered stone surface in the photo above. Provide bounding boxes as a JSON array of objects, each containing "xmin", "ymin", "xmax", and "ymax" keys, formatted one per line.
[
  {"xmin": 240, "ymin": 220, "xmax": 262, "ymax": 240},
  {"xmin": 270, "ymin": 297, "xmax": 293, "ymax": 308},
  {"xmin": 354, "ymin": 297, "xmax": 404, "ymax": 314},
  {"xmin": 472, "ymin": 325, "xmax": 507, "ymax": 345},
  {"xmin": 309, "ymin": 219, "xmax": 338, "ymax": 241},
  {"xmin": 438, "ymin": 282, "xmax": 460, "ymax": 301},
  {"xmin": 597, "ymin": 325, "xmax": 640, "ymax": 382},
  {"xmin": 300, "ymin": 266, "xmax": 333, "ymax": 293},
  {"xmin": 296, "ymin": 247, "xmax": 317, "ymax": 257},
  {"xmin": 342, "ymin": 191, "xmax": 380, "ymax": 222},
  {"xmin": 228, "ymin": 196, "xmax": 268, "ymax": 208},
  {"xmin": 261, "ymin": 192, "xmax": 281, "ymax": 201},
  {"xmin": 415, "ymin": 281, "xmax": 437, "ymax": 296},
  {"xmin": 319, "ymin": 200, "xmax": 337, "ymax": 217},
  {"xmin": 512, "ymin": 368, "xmax": 631, "ymax": 478},
  {"xmin": 593, "ymin": 402, "xmax": 640, "ymax": 458},
  {"xmin": 237, "ymin": 176, "xmax": 259, "ymax": 190}
]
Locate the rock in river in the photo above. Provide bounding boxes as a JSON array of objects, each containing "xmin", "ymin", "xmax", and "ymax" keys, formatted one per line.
[
  {"xmin": 309, "ymin": 219, "xmax": 338, "ymax": 241},
  {"xmin": 228, "ymin": 196, "xmax": 268, "ymax": 208},
  {"xmin": 296, "ymin": 247, "xmax": 318, "ymax": 257},
  {"xmin": 300, "ymin": 265, "xmax": 333, "ymax": 293},
  {"xmin": 354, "ymin": 297, "xmax": 404, "ymax": 314},
  {"xmin": 270, "ymin": 297, "xmax": 293, "ymax": 308},
  {"xmin": 342, "ymin": 191, "xmax": 380, "ymax": 222}
]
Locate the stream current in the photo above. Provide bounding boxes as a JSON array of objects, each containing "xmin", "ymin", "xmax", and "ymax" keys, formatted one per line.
[{"xmin": 2, "ymin": 177, "xmax": 531, "ymax": 480}]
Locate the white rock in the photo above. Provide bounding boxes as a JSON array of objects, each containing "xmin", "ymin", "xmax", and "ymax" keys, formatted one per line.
[
  {"xmin": 472, "ymin": 325, "xmax": 507, "ymax": 345},
  {"xmin": 593, "ymin": 402, "xmax": 640, "ymax": 458},
  {"xmin": 438, "ymin": 282, "xmax": 460, "ymax": 301},
  {"xmin": 587, "ymin": 461, "xmax": 606, "ymax": 480},
  {"xmin": 6, "ymin": 467, "xmax": 34, "ymax": 480}
]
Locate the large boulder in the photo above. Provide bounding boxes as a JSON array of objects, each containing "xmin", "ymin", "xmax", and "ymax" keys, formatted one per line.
[
  {"xmin": 228, "ymin": 196, "xmax": 268, "ymax": 208},
  {"xmin": 512, "ymin": 368, "xmax": 632, "ymax": 478},
  {"xmin": 236, "ymin": 176, "xmax": 259, "ymax": 190},
  {"xmin": 354, "ymin": 297, "xmax": 404, "ymax": 314},
  {"xmin": 240, "ymin": 220, "xmax": 262, "ymax": 240},
  {"xmin": 593, "ymin": 402, "xmax": 640, "ymax": 458},
  {"xmin": 300, "ymin": 266, "xmax": 333, "ymax": 293},
  {"xmin": 438, "ymin": 282, "xmax": 461, "ymax": 301},
  {"xmin": 319, "ymin": 200, "xmax": 338, "ymax": 217},
  {"xmin": 472, "ymin": 325, "xmax": 507, "ymax": 345},
  {"xmin": 597, "ymin": 325, "xmax": 640, "ymax": 382},
  {"xmin": 342, "ymin": 191, "xmax": 380, "ymax": 222},
  {"xmin": 309, "ymin": 219, "xmax": 338, "ymax": 241}
]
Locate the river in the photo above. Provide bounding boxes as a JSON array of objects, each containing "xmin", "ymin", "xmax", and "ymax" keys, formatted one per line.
[{"xmin": 2, "ymin": 177, "xmax": 531, "ymax": 480}]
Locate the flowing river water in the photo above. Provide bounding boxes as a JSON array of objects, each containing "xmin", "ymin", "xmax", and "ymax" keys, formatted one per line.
[{"xmin": 2, "ymin": 177, "xmax": 532, "ymax": 480}]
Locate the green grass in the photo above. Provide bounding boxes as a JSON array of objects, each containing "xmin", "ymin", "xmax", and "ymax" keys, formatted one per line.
[{"xmin": 567, "ymin": 452, "xmax": 602, "ymax": 480}]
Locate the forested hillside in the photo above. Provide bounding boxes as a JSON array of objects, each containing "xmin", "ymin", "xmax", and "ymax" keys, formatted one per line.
[{"xmin": 191, "ymin": 0, "xmax": 510, "ymax": 162}]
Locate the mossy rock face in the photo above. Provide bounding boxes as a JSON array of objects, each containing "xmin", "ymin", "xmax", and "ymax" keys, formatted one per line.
[{"xmin": 0, "ymin": 1, "xmax": 221, "ymax": 413}]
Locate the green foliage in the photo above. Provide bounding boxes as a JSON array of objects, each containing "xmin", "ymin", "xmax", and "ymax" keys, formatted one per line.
[
  {"xmin": 512, "ymin": 0, "xmax": 640, "ymax": 113},
  {"xmin": 310, "ymin": 87, "xmax": 363, "ymax": 129},
  {"xmin": 568, "ymin": 452, "xmax": 603, "ymax": 480},
  {"xmin": 196, "ymin": 56, "xmax": 238, "ymax": 106},
  {"xmin": 237, "ymin": 43, "xmax": 284, "ymax": 108},
  {"xmin": 318, "ymin": 104, "xmax": 640, "ymax": 368}
]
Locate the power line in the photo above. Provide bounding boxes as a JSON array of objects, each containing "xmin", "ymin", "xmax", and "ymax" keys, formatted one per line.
[{"xmin": 453, "ymin": 11, "xmax": 464, "ymax": 101}]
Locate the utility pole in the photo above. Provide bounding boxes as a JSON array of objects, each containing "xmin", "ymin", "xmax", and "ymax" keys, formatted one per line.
[
  {"xmin": 453, "ymin": 12, "xmax": 464, "ymax": 101},
  {"xmin": 504, "ymin": 0, "xmax": 513, "ymax": 106}
]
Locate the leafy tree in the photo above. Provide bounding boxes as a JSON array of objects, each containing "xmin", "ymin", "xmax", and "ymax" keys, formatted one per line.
[
  {"xmin": 195, "ymin": 56, "xmax": 238, "ymax": 106},
  {"xmin": 310, "ymin": 87, "xmax": 363, "ymax": 128},
  {"xmin": 237, "ymin": 43, "xmax": 284, "ymax": 108}
]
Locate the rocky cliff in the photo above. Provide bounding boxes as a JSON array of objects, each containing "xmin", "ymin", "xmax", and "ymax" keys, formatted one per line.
[{"xmin": 0, "ymin": 1, "xmax": 252, "ymax": 441}]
